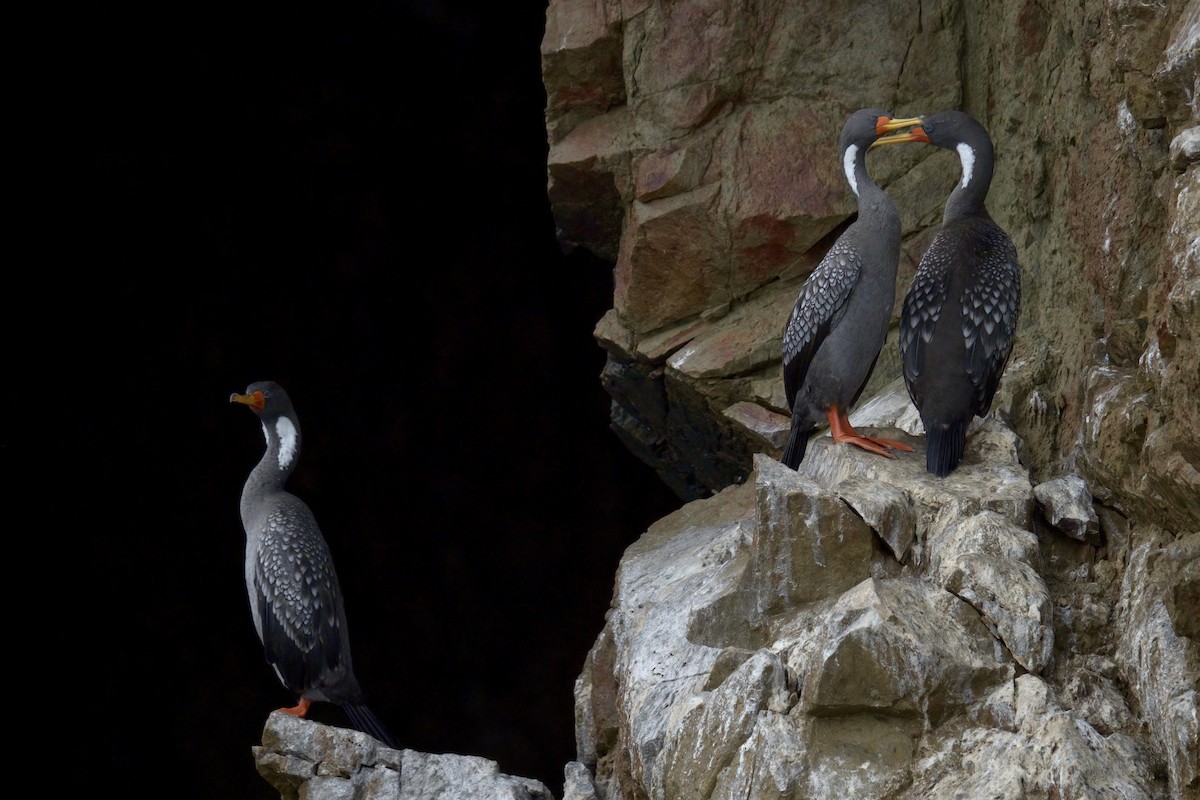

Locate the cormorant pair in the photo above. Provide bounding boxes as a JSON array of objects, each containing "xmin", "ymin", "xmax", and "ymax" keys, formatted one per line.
[{"xmin": 781, "ymin": 108, "xmax": 1021, "ymax": 478}]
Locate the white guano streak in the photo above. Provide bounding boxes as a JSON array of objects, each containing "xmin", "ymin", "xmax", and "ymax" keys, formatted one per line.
[
  {"xmin": 843, "ymin": 144, "xmax": 859, "ymax": 197},
  {"xmin": 957, "ymin": 143, "xmax": 975, "ymax": 189},
  {"xmin": 276, "ymin": 417, "xmax": 298, "ymax": 470}
]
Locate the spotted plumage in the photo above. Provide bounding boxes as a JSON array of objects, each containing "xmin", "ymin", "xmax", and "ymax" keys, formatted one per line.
[
  {"xmin": 780, "ymin": 108, "xmax": 920, "ymax": 468},
  {"xmin": 254, "ymin": 497, "xmax": 343, "ymax": 686},
  {"xmin": 892, "ymin": 111, "xmax": 1022, "ymax": 476},
  {"xmin": 231, "ymin": 381, "xmax": 397, "ymax": 747},
  {"xmin": 782, "ymin": 241, "xmax": 862, "ymax": 403}
]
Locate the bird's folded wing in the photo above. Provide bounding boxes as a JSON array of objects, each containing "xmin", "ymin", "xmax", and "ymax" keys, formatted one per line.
[
  {"xmin": 254, "ymin": 502, "xmax": 344, "ymax": 690},
  {"xmin": 782, "ymin": 241, "xmax": 862, "ymax": 406}
]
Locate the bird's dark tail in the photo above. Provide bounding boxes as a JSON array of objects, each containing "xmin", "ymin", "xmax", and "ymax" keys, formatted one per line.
[
  {"xmin": 781, "ymin": 422, "xmax": 815, "ymax": 469},
  {"xmin": 925, "ymin": 419, "xmax": 968, "ymax": 477},
  {"xmin": 343, "ymin": 703, "xmax": 399, "ymax": 749}
]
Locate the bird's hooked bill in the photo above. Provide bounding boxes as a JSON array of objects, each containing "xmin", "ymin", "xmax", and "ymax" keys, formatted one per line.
[{"xmin": 230, "ymin": 391, "xmax": 266, "ymax": 410}]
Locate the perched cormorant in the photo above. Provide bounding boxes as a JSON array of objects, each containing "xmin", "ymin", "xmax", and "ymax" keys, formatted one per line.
[
  {"xmin": 230, "ymin": 381, "xmax": 397, "ymax": 747},
  {"xmin": 874, "ymin": 110, "xmax": 1022, "ymax": 476},
  {"xmin": 781, "ymin": 108, "xmax": 920, "ymax": 468}
]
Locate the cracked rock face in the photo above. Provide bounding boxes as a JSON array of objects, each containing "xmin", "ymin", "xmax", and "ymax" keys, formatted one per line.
[
  {"xmin": 1033, "ymin": 474, "xmax": 1101, "ymax": 542},
  {"xmin": 572, "ymin": 404, "xmax": 1192, "ymax": 798}
]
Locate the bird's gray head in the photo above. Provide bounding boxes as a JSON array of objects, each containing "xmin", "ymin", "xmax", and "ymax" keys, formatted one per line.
[
  {"xmin": 230, "ymin": 381, "xmax": 301, "ymax": 470},
  {"xmin": 907, "ymin": 111, "xmax": 994, "ymax": 190},
  {"xmin": 230, "ymin": 381, "xmax": 294, "ymax": 419},
  {"xmin": 839, "ymin": 108, "xmax": 922, "ymax": 196}
]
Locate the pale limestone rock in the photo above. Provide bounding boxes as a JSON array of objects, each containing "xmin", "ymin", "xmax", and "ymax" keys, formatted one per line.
[
  {"xmin": 1077, "ymin": 362, "xmax": 1200, "ymax": 533},
  {"xmin": 926, "ymin": 508, "xmax": 1054, "ymax": 674},
  {"xmin": 708, "ymin": 714, "xmax": 808, "ymax": 799},
  {"xmin": 257, "ymin": 710, "xmax": 382, "ymax": 785},
  {"xmin": 253, "ymin": 713, "xmax": 551, "ymax": 800},
  {"xmin": 750, "ymin": 455, "xmax": 877, "ymax": 613},
  {"xmin": 360, "ymin": 768, "xmax": 403, "ymax": 800},
  {"xmin": 1056, "ymin": 654, "xmax": 1137, "ymax": 736},
  {"xmin": 660, "ymin": 649, "xmax": 791, "ymax": 800},
  {"xmin": 833, "ymin": 475, "xmax": 916, "ymax": 562},
  {"xmin": 562, "ymin": 762, "xmax": 597, "ymax": 800},
  {"xmin": 722, "ymin": 400, "xmax": 789, "ymax": 450},
  {"xmin": 1115, "ymin": 529, "xmax": 1200, "ymax": 798},
  {"xmin": 895, "ymin": 675, "xmax": 1160, "ymax": 798},
  {"xmin": 965, "ymin": 675, "xmax": 1152, "ymax": 798},
  {"xmin": 1169, "ymin": 125, "xmax": 1199, "ymax": 171},
  {"xmin": 1034, "ymin": 473, "xmax": 1101, "ymax": 541},
  {"xmin": 581, "ymin": 481, "xmax": 755, "ymax": 796},
  {"xmin": 799, "ymin": 383, "xmax": 1034, "ymax": 542},
  {"xmin": 800, "ymin": 578, "xmax": 1013, "ymax": 719},
  {"xmin": 304, "ymin": 776, "xmax": 357, "ymax": 800},
  {"xmin": 572, "ymin": 442, "xmax": 1180, "ymax": 799},
  {"xmin": 1157, "ymin": 5, "xmax": 1199, "ymax": 124},
  {"xmin": 846, "ymin": 380, "xmax": 925, "ymax": 436},
  {"xmin": 803, "ymin": 714, "xmax": 921, "ymax": 800}
]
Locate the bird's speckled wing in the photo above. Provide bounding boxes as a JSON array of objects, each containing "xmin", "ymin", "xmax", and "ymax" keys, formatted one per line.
[
  {"xmin": 253, "ymin": 497, "xmax": 343, "ymax": 693},
  {"xmin": 782, "ymin": 241, "xmax": 861, "ymax": 407},
  {"xmin": 962, "ymin": 229, "xmax": 1021, "ymax": 415},
  {"xmin": 898, "ymin": 246, "xmax": 951, "ymax": 411}
]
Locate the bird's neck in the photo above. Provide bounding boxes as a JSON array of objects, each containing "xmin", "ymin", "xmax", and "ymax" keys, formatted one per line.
[
  {"xmin": 845, "ymin": 145, "xmax": 892, "ymax": 218},
  {"xmin": 241, "ymin": 419, "xmax": 302, "ymax": 515},
  {"xmin": 855, "ymin": 179, "xmax": 894, "ymax": 218},
  {"xmin": 943, "ymin": 141, "xmax": 994, "ymax": 223}
]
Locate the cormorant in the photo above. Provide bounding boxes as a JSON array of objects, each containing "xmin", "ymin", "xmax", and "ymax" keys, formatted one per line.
[
  {"xmin": 874, "ymin": 110, "xmax": 1022, "ymax": 476},
  {"xmin": 230, "ymin": 381, "xmax": 397, "ymax": 747},
  {"xmin": 781, "ymin": 108, "xmax": 920, "ymax": 468}
]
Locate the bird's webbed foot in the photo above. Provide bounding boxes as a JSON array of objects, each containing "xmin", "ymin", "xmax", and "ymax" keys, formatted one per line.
[
  {"xmin": 278, "ymin": 697, "xmax": 312, "ymax": 717},
  {"xmin": 826, "ymin": 406, "xmax": 914, "ymax": 458}
]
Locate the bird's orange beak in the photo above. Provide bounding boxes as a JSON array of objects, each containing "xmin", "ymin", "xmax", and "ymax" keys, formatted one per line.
[
  {"xmin": 230, "ymin": 391, "xmax": 265, "ymax": 411},
  {"xmin": 872, "ymin": 120, "xmax": 930, "ymax": 148},
  {"xmin": 876, "ymin": 115, "xmax": 922, "ymax": 136}
]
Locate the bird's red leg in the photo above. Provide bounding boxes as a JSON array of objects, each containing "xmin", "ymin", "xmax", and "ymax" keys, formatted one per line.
[
  {"xmin": 826, "ymin": 405, "xmax": 914, "ymax": 457},
  {"xmin": 279, "ymin": 697, "xmax": 312, "ymax": 717}
]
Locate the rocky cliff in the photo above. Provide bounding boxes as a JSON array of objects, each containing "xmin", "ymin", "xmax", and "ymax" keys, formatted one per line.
[
  {"xmin": 567, "ymin": 387, "xmax": 1197, "ymax": 798},
  {"xmin": 543, "ymin": 1, "xmax": 1198, "ymax": 799},
  {"xmin": 542, "ymin": 0, "xmax": 1198, "ymax": 513}
]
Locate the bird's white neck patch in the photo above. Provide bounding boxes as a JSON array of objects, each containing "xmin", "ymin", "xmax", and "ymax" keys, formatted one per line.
[
  {"xmin": 274, "ymin": 417, "xmax": 298, "ymax": 470},
  {"xmin": 843, "ymin": 144, "xmax": 859, "ymax": 197},
  {"xmin": 957, "ymin": 143, "xmax": 975, "ymax": 189}
]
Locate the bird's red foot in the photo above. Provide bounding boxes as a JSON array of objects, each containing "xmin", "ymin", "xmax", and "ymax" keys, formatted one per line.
[
  {"xmin": 279, "ymin": 697, "xmax": 312, "ymax": 717},
  {"xmin": 837, "ymin": 434, "xmax": 900, "ymax": 458},
  {"xmin": 865, "ymin": 436, "xmax": 914, "ymax": 452},
  {"xmin": 826, "ymin": 406, "xmax": 913, "ymax": 457}
]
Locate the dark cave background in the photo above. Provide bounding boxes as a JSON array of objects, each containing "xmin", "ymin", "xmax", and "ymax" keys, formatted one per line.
[{"xmin": 47, "ymin": 2, "xmax": 681, "ymax": 796}]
